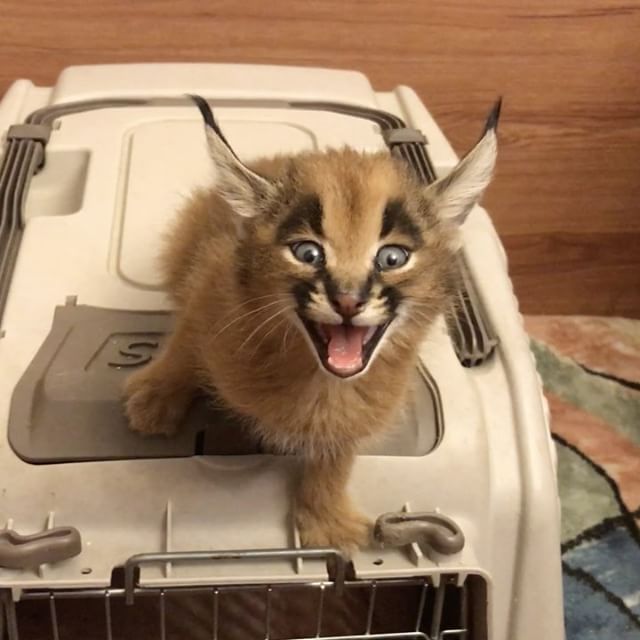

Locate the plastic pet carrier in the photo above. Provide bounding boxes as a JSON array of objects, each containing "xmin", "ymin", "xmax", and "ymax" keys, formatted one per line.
[{"xmin": 0, "ymin": 64, "xmax": 564, "ymax": 640}]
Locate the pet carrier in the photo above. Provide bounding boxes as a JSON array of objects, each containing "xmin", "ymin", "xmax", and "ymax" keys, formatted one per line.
[{"xmin": 0, "ymin": 64, "xmax": 564, "ymax": 639}]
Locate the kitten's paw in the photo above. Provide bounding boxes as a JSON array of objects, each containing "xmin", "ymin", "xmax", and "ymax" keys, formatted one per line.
[
  {"xmin": 296, "ymin": 505, "xmax": 372, "ymax": 554},
  {"xmin": 123, "ymin": 367, "xmax": 190, "ymax": 437}
]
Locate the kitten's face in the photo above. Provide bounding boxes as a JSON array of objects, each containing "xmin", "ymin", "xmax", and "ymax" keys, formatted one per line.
[
  {"xmin": 198, "ymin": 99, "xmax": 499, "ymax": 378},
  {"xmin": 243, "ymin": 151, "xmax": 459, "ymax": 378}
]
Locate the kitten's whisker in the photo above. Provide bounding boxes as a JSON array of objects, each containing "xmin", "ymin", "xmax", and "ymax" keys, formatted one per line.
[
  {"xmin": 221, "ymin": 293, "xmax": 288, "ymax": 319},
  {"xmin": 240, "ymin": 307, "xmax": 294, "ymax": 352},
  {"xmin": 211, "ymin": 299, "xmax": 288, "ymax": 341},
  {"xmin": 413, "ymin": 311, "xmax": 441, "ymax": 326},
  {"xmin": 215, "ymin": 294, "xmax": 289, "ymax": 326},
  {"xmin": 238, "ymin": 306, "xmax": 293, "ymax": 352},
  {"xmin": 249, "ymin": 316, "xmax": 290, "ymax": 359},
  {"xmin": 408, "ymin": 308, "xmax": 436, "ymax": 321},
  {"xmin": 282, "ymin": 324, "xmax": 292, "ymax": 352}
]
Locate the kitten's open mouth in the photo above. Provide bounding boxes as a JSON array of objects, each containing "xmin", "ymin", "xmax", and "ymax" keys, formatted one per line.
[{"xmin": 299, "ymin": 316, "xmax": 393, "ymax": 378}]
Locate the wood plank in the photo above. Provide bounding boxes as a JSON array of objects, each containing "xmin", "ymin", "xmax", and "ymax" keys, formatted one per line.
[
  {"xmin": 0, "ymin": 0, "xmax": 639, "ymax": 315},
  {"xmin": 505, "ymin": 232, "xmax": 640, "ymax": 316}
]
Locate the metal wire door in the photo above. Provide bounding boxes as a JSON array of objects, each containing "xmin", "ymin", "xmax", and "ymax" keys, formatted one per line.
[{"xmin": 2, "ymin": 574, "xmax": 486, "ymax": 640}]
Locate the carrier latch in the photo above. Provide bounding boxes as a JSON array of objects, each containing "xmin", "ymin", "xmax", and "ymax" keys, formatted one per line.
[
  {"xmin": 0, "ymin": 527, "xmax": 82, "ymax": 569},
  {"xmin": 374, "ymin": 511, "xmax": 465, "ymax": 556}
]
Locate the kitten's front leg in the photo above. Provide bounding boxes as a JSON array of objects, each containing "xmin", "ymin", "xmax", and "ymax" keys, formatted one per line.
[
  {"xmin": 295, "ymin": 450, "xmax": 371, "ymax": 554},
  {"xmin": 124, "ymin": 322, "xmax": 197, "ymax": 436}
]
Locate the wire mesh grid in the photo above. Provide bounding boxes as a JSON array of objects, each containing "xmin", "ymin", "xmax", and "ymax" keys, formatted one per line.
[{"xmin": 1, "ymin": 575, "xmax": 485, "ymax": 640}]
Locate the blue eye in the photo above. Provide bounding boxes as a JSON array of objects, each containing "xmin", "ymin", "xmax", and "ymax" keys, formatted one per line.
[
  {"xmin": 375, "ymin": 245, "xmax": 410, "ymax": 271},
  {"xmin": 291, "ymin": 241, "xmax": 325, "ymax": 267}
]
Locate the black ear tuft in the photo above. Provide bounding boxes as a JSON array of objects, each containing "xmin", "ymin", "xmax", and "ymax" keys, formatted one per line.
[
  {"xmin": 188, "ymin": 94, "xmax": 215, "ymax": 128},
  {"xmin": 187, "ymin": 94, "xmax": 240, "ymax": 160},
  {"xmin": 484, "ymin": 97, "xmax": 503, "ymax": 133}
]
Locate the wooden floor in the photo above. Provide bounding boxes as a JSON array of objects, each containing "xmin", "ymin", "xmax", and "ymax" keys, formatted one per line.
[{"xmin": 1, "ymin": 0, "xmax": 639, "ymax": 316}]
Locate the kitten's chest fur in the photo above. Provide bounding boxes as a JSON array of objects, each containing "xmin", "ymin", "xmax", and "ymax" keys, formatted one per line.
[{"xmin": 208, "ymin": 331, "xmax": 416, "ymax": 455}]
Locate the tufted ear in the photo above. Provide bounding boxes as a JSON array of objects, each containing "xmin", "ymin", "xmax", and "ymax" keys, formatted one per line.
[
  {"xmin": 425, "ymin": 98, "xmax": 501, "ymax": 225},
  {"xmin": 190, "ymin": 95, "xmax": 276, "ymax": 218}
]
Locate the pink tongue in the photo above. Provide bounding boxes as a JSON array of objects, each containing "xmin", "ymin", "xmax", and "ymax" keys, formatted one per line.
[{"xmin": 324, "ymin": 324, "xmax": 368, "ymax": 373}]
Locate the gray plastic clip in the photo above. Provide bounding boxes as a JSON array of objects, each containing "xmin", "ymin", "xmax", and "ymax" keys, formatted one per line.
[
  {"xmin": 0, "ymin": 527, "xmax": 82, "ymax": 569},
  {"xmin": 6, "ymin": 124, "xmax": 51, "ymax": 144},
  {"xmin": 382, "ymin": 128, "xmax": 427, "ymax": 146},
  {"xmin": 373, "ymin": 511, "xmax": 465, "ymax": 555}
]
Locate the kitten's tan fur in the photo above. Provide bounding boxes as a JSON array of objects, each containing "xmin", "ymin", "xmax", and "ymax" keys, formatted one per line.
[{"xmin": 124, "ymin": 104, "xmax": 498, "ymax": 552}]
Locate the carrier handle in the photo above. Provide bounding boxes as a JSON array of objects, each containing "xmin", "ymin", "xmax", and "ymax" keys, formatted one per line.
[
  {"xmin": 374, "ymin": 512, "xmax": 465, "ymax": 555},
  {"xmin": 0, "ymin": 527, "xmax": 82, "ymax": 569},
  {"xmin": 123, "ymin": 547, "xmax": 348, "ymax": 604}
]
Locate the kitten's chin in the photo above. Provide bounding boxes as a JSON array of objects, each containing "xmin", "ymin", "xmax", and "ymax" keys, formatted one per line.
[{"xmin": 296, "ymin": 314, "xmax": 393, "ymax": 379}]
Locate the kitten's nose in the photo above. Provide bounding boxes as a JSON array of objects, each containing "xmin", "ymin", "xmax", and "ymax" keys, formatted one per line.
[{"xmin": 331, "ymin": 293, "xmax": 366, "ymax": 319}]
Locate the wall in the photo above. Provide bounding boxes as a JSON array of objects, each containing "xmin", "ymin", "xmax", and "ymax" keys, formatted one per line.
[{"xmin": 1, "ymin": 0, "xmax": 639, "ymax": 316}]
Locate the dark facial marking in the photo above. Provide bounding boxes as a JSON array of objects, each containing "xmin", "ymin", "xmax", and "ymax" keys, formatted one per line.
[
  {"xmin": 291, "ymin": 280, "xmax": 317, "ymax": 310},
  {"xmin": 381, "ymin": 199, "xmax": 422, "ymax": 246},
  {"xmin": 321, "ymin": 272, "xmax": 339, "ymax": 303},
  {"xmin": 277, "ymin": 194, "xmax": 323, "ymax": 242},
  {"xmin": 360, "ymin": 272, "xmax": 374, "ymax": 300},
  {"xmin": 380, "ymin": 286, "xmax": 402, "ymax": 315}
]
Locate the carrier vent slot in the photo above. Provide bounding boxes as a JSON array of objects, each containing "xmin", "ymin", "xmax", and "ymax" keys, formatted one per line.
[
  {"xmin": 448, "ymin": 256, "xmax": 498, "ymax": 367},
  {"xmin": 0, "ymin": 138, "xmax": 42, "ymax": 327}
]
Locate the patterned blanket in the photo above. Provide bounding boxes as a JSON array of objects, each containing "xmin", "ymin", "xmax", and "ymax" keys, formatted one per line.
[{"xmin": 526, "ymin": 316, "xmax": 640, "ymax": 638}]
